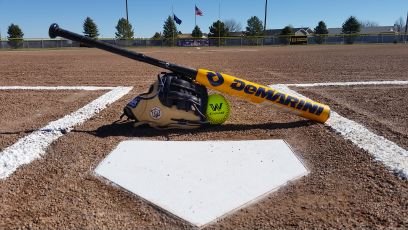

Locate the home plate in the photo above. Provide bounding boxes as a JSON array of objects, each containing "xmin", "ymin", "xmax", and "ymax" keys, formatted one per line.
[{"xmin": 95, "ymin": 140, "xmax": 308, "ymax": 227}]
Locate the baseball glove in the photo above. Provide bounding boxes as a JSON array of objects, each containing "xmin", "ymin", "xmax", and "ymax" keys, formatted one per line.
[{"xmin": 121, "ymin": 72, "xmax": 209, "ymax": 129}]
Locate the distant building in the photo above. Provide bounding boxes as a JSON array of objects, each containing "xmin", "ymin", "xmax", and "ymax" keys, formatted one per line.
[
  {"xmin": 178, "ymin": 33, "xmax": 193, "ymax": 39},
  {"xmin": 178, "ymin": 33, "xmax": 208, "ymax": 39},
  {"xmin": 328, "ymin": 26, "xmax": 396, "ymax": 35},
  {"xmin": 263, "ymin": 26, "xmax": 397, "ymax": 36},
  {"xmin": 228, "ymin": 28, "xmax": 315, "ymax": 37},
  {"xmin": 265, "ymin": 27, "xmax": 314, "ymax": 36},
  {"xmin": 228, "ymin": 31, "xmax": 244, "ymax": 37},
  {"xmin": 178, "ymin": 26, "xmax": 399, "ymax": 39}
]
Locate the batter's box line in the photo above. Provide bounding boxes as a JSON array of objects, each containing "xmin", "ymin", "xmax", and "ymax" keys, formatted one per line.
[
  {"xmin": 0, "ymin": 86, "xmax": 133, "ymax": 179},
  {"xmin": 271, "ymin": 80, "xmax": 408, "ymax": 180}
]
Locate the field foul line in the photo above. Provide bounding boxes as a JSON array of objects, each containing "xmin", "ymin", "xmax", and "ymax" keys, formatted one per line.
[
  {"xmin": 271, "ymin": 83, "xmax": 408, "ymax": 180},
  {"xmin": 0, "ymin": 86, "xmax": 133, "ymax": 179}
]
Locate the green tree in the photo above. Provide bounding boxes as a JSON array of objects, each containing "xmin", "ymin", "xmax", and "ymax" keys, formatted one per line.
[
  {"xmin": 313, "ymin": 21, "xmax": 328, "ymax": 44},
  {"xmin": 208, "ymin": 20, "xmax": 229, "ymax": 37},
  {"xmin": 192, "ymin": 25, "xmax": 203, "ymax": 38},
  {"xmin": 342, "ymin": 16, "xmax": 361, "ymax": 44},
  {"xmin": 7, "ymin": 23, "xmax": 24, "ymax": 48},
  {"xmin": 152, "ymin": 32, "xmax": 162, "ymax": 39},
  {"xmin": 163, "ymin": 16, "xmax": 178, "ymax": 46},
  {"xmin": 280, "ymin": 25, "xmax": 293, "ymax": 45},
  {"xmin": 208, "ymin": 20, "xmax": 229, "ymax": 46},
  {"xmin": 115, "ymin": 18, "xmax": 134, "ymax": 39},
  {"xmin": 83, "ymin": 17, "xmax": 99, "ymax": 38},
  {"xmin": 245, "ymin": 16, "xmax": 264, "ymax": 36}
]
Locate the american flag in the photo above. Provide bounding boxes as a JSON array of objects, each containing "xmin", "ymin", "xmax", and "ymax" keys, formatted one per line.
[{"xmin": 195, "ymin": 5, "xmax": 203, "ymax": 16}]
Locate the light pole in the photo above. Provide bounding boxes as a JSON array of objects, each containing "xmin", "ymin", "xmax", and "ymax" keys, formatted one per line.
[
  {"xmin": 264, "ymin": 0, "xmax": 268, "ymax": 33},
  {"xmin": 125, "ymin": 0, "xmax": 129, "ymax": 23},
  {"xmin": 405, "ymin": 11, "xmax": 408, "ymax": 43},
  {"xmin": 218, "ymin": 0, "xmax": 221, "ymax": 47}
]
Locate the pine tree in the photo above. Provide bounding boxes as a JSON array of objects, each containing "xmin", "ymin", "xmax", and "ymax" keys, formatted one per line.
[
  {"xmin": 83, "ymin": 17, "xmax": 99, "ymax": 38},
  {"xmin": 314, "ymin": 21, "xmax": 328, "ymax": 35},
  {"xmin": 342, "ymin": 16, "xmax": 361, "ymax": 34},
  {"xmin": 280, "ymin": 25, "xmax": 293, "ymax": 45},
  {"xmin": 208, "ymin": 20, "xmax": 229, "ymax": 46},
  {"xmin": 115, "ymin": 18, "xmax": 134, "ymax": 39},
  {"xmin": 342, "ymin": 16, "xmax": 361, "ymax": 44},
  {"xmin": 152, "ymin": 32, "xmax": 162, "ymax": 39},
  {"xmin": 7, "ymin": 23, "xmax": 24, "ymax": 48},
  {"xmin": 245, "ymin": 16, "xmax": 264, "ymax": 36},
  {"xmin": 192, "ymin": 25, "xmax": 203, "ymax": 38},
  {"xmin": 314, "ymin": 21, "xmax": 328, "ymax": 44},
  {"xmin": 208, "ymin": 20, "xmax": 228, "ymax": 37},
  {"xmin": 163, "ymin": 16, "xmax": 178, "ymax": 46},
  {"xmin": 280, "ymin": 26, "xmax": 293, "ymax": 36}
]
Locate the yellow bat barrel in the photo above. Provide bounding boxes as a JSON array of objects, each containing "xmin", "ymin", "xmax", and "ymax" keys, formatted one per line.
[{"xmin": 195, "ymin": 69, "xmax": 330, "ymax": 123}]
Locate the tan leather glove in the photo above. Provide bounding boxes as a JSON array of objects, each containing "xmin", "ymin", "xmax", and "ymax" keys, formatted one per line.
[{"xmin": 122, "ymin": 73, "xmax": 209, "ymax": 129}]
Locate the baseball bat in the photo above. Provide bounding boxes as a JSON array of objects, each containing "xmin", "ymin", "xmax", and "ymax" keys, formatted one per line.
[{"xmin": 49, "ymin": 23, "xmax": 330, "ymax": 123}]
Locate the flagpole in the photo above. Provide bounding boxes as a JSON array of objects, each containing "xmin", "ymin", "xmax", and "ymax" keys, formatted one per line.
[
  {"xmin": 405, "ymin": 10, "xmax": 408, "ymax": 43},
  {"xmin": 125, "ymin": 0, "xmax": 129, "ymax": 23},
  {"xmin": 172, "ymin": 4, "xmax": 175, "ymax": 47},
  {"xmin": 218, "ymin": 0, "xmax": 221, "ymax": 47},
  {"xmin": 195, "ymin": 5, "xmax": 197, "ymax": 27},
  {"xmin": 264, "ymin": 0, "xmax": 268, "ymax": 33}
]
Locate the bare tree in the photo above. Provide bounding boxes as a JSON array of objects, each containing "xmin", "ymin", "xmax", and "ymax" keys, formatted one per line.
[
  {"xmin": 395, "ymin": 17, "xmax": 405, "ymax": 32},
  {"xmin": 224, "ymin": 19, "xmax": 242, "ymax": 32},
  {"xmin": 360, "ymin": 20, "xmax": 379, "ymax": 28}
]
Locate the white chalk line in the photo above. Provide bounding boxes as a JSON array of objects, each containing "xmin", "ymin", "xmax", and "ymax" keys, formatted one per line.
[
  {"xmin": 271, "ymin": 83, "xmax": 408, "ymax": 180},
  {"xmin": 286, "ymin": 80, "xmax": 408, "ymax": 87},
  {"xmin": 0, "ymin": 86, "xmax": 117, "ymax": 91},
  {"xmin": 0, "ymin": 86, "xmax": 133, "ymax": 179},
  {"xmin": 2, "ymin": 81, "xmax": 407, "ymax": 179}
]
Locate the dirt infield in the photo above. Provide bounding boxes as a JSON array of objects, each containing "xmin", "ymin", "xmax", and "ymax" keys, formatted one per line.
[
  {"xmin": 298, "ymin": 85, "xmax": 408, "ymax": 150},
  {"xmin": 0, "ymin": 45, "xmax": 407, "ymax": 229},
  {"xmin": 0, "ymin": 90, "xmax": 104, "ymax": 150}
]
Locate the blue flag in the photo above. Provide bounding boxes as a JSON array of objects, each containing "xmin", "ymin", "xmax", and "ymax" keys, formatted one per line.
[{"xmin": 173, "ymin": 14, "xmax": 182, "ymax": 25}]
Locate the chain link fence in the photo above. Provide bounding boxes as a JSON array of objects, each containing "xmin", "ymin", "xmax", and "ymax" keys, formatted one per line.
[{"xmin": 0, "ymin": 34, "xmax": 406, "ymax": 49}]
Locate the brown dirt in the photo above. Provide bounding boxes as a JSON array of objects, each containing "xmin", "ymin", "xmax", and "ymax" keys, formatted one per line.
[
  {"xmin": 1, "ymin": 45, "xmax": 407, "ymax": 87},
  {"xmin": 297, "ymin": 85, "xmax": 408, "ymax": 150},
  {"xmin": 0, "ymin": 90, "xmax": 104, "ymax": 150},
  {"xmin": 0, "ymin": 45, "xmax": 407, "ymax": 229}
]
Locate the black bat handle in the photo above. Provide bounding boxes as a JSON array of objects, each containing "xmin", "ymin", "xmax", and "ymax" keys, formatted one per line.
[{"xmin": 48, "ymin": 23, "xmax": 198, "ymax": 78}]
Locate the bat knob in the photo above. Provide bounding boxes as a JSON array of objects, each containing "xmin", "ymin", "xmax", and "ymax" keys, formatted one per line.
[{"xmin": 49, "ymin": 23, "xmax": 60, "ymax": 39}]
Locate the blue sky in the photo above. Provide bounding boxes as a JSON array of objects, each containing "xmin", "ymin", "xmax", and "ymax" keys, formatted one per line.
[{"xmin": 0, "ymin": 0, "xmax": 407, "ymax": 39}]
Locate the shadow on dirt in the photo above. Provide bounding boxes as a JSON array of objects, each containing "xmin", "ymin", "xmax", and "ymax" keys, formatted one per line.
[
  {"xmin": 0, "ymin": 130, "xmax": 37, "ymax": 135},
  {"xmin": 0, "ymin": 120, "xmax": 316, "ymax": 139},
  {"xmin": 73, "ymin": 119, "xmax": 316, "ymax": 138}
]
